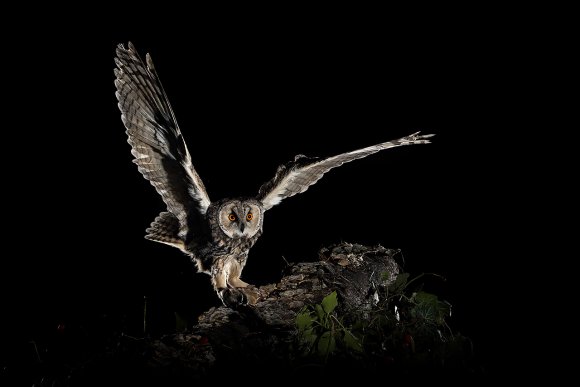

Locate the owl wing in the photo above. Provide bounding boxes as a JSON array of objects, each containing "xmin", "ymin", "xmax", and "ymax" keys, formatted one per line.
[
  {"xmin": 257, "ymin": 132, "xmax": 434, "ymax": 210},
  {"xmin": 115, "ymin": 43, "xmax": 211, "ymax": 232}
]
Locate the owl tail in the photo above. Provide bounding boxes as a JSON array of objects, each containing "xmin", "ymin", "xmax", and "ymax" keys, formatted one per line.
[{"xmin": 145, "ymin": 212, "xmax": 185, "ymax": 250}]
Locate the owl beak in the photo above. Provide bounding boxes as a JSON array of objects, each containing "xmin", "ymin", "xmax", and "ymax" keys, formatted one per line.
[{"xmin": 239, "ymin": 223, "xmax": 245, "ymax": 233}]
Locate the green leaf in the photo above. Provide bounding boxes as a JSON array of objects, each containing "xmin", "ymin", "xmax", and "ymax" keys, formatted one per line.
[
  {"xmin": 388, "ymin": 273, "xmax": 410, "ymax": 293},
  {"xmin": 296, "ymin": 311, "xmax": 313, "ymax": 331},
  {"xmin": 315, "ymin": 304, "xmax": 325, "ymax": 322},
  {"xmin": 317, "ymin": 331, "xmax": 336, "ymax": 357},
  {"xmin": 302, "ymin": 328, "xmax": 317, "ymax": 346},
  {"xmin": 344, "ymin": 331, "xmax": 363, "ymax": 352},
  {"xmin": 411, "ymin": 291, "xmax": 452, "ymax": 325},
  {"xmin": 434, "ymin": 299, "xmax": 452, "ymax": 325},
  {"xmin": 321, "ymin": 291, "xmax": 338, "ymax": 314},
  {"xmin": 414, "ymin": 291, "xmax": 437, "ymax": 304}
]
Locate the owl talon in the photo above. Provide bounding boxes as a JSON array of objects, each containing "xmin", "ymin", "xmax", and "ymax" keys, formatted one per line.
[
  {"xmin": 239, "ymin": 286, "xmax": 259, "ymax": 305},
  {"xmin": 218, "ymin": 288, "xmax": 248, "ymax": 308}
]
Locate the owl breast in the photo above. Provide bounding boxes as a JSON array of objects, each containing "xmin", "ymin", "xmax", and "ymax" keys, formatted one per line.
[
  {"xmin": 190, "ymin": 199, "xmax": 264, "ymax": 275},
  {"xmin": 192, "ymin": 233, "xmax": 261, "ymax": 275}
]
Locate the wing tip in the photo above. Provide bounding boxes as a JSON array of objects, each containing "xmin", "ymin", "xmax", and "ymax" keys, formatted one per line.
[
  {"xmin": 115, "ymin": 41, "xmax": 142, "ymax": 64},
  {"xmin": 406, "ymin": 131, "xmax": 436, "ymax": 144}
]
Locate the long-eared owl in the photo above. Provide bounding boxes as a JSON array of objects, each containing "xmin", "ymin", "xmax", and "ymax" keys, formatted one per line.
[{"xmin": 114, "ymin": 42, "xmax": 434, "ymax": 307}]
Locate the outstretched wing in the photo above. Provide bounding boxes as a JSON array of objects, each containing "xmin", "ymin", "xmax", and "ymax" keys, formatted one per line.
[
  {"xmin": 257, "ymin": 132, "xmax": 434, "ymax": 210},
  {"xmin": 114, "ymin": 42, "xmax": 211, "ymax": 232}
]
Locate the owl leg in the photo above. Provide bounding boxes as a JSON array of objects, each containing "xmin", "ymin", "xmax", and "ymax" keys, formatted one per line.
[
  {"xmin": 229, "ymin": 277, "xmax": 249, "ymax": 288},
  {"xmin": 227, "ymin": 262, "xmax": 259, "ymax": 304},
  {"xmin": 211, "ymin": 266, "xmax": 248, "ymax": 308},
  {"xmin": 211, "ymin": 267, "xmax": 228, "ymax": 291},
  {"xmin": 227, "ymin": 263, "xmax": 250, "ymax": 288},
  {"xmin": 237, "ymin": 286, "xmax": 259, "ymax": 305},
  {"xmin": 228, "ymin": 276, "xmax": 259, "ymax": 305}
]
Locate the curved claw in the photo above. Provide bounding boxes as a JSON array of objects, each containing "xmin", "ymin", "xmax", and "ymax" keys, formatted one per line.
[
  {"xmin": 218, "ymin": 288, "xmax": 247, "ymax": 308},
  {"xmin": 218, "ymin": 286, "xmax": 260, "ymax": 309}
]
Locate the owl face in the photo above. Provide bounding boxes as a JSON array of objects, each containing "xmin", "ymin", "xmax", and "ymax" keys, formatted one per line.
[{"xmin": 218, "ymin": 199, "xmax": 263, "ymax": 239}]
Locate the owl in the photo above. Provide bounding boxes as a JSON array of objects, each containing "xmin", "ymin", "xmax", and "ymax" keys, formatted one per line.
[{"xmin": 114, "ymin": 42, "xmax": 434, "ymax": 307}]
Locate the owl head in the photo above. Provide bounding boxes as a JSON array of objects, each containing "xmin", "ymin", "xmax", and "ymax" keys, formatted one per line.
[{"xmin": 214, "ymin": 199, "xmax": 263, "ymax": 239}]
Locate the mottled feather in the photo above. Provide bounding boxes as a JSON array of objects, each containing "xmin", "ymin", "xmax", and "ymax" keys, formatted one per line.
[{"xmin": 145, "ymin": 212, "xmax": 185, "ymax": 250}]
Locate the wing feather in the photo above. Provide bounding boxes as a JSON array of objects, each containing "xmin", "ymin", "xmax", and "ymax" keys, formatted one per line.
[
  {"xmin": 115, "ymin": 43, "xmax": 211, "ymax": 232},
  {"xmin": 257, "ymin": 132, "xmax": 434, "ymax": 210}
]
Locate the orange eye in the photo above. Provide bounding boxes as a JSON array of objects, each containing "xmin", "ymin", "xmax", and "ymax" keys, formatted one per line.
[
  {"xmin": 228, "ymin": 213, "xmax": 237, "ymax": 221},
  {"xmin": 246, "ymin": 213, "xmax": 253, "ymax": 221}
]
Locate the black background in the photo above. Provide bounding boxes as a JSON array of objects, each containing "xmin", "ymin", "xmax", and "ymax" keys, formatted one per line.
[{"xmin": 2, "ymin": 15, "xmax": 529, "ymax": 380}]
